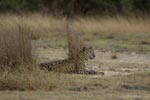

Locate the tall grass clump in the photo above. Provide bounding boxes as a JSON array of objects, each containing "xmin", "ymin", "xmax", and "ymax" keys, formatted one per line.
[
  {"xmin": 65, "ymin": 19, "xmax": 86, "ymax": 72},
  {"xmin": 0, "ymin": 15, "xmax": 61, "ymax": 91},
  {"xmin": 0, "ymin": 16, "xmax": 32, "ymax": 71}
]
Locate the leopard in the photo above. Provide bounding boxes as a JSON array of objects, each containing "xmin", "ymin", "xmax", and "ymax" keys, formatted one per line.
[{"xmin": 39, "ymin": 46, "xmax": 104, "ymax": 75}]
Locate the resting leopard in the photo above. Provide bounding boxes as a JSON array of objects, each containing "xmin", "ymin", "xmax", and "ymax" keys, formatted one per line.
[{"xmin": 39, "ymin": 46, "xmax": 104, "ymax": 75}]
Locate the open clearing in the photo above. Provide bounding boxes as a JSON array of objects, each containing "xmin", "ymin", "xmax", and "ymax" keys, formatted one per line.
[{"xmin": 1, "ymin": 16, "xmax": 150, "ymax": 100}]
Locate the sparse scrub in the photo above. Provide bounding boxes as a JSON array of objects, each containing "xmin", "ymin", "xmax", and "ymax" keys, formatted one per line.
[
  {"xmin": 1, "ymin": 14, "xmax": 150, "ymax": 52},
  {"xmin": 0, "ymin": 15, "xmax": 62, "ymax": 91},
  {"xmin": 0, "ymin": 16, "xmax": 32, "ymax": 70},
  {"xmin": 0, "ymin": 13, "xmax": 150, "ymax": 92},
  {"xmin": 1, "ymin": 14, "xmax": 150, "ymax": 37},
  {"xmin": 0, "ymin": 66, "xmax": 60, "ymax": 91}
]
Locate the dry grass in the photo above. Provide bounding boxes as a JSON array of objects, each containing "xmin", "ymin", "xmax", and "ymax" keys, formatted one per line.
[
  {"xmin": 0, "ymin": 14, "xmax": 150, "ymax": 39},
  {"xmin": 1, "ymin": 14, "xmax": 150, "ymax": 52},
  {"xmin": 73, "ymin": 16, "xmax": 150, "ymax": 34},
  {"xmin": 0, "ymin": 15, "xmax": 63, "ymax": 91},
  {"xmin": 0, "ymin": 13, "xmax": 150, "ymax": 99},
  {"xmin": 0, "ymin": 16, "xmax": 33, "ymax": 70},
  {"xmin": 0, "ymin": 13, "xmax": 150, "ymax": 91},
  {"xmin": 0, "ymin": 14, "xmax": 66, "ymax": 39},
  {"xmin": 0, "ymin": 66, "xmax": 60, "ymax": 91},
  {"xmin": 1, "ymin": 72, "xmax": 150, "ymax": 100},
  {"xmin": 65, "ymin": 19, "xmax": 86, "ymax": 72}
]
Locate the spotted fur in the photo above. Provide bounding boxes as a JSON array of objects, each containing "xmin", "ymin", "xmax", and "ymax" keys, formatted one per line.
[{"xmin": 39, "ymin": 46, "xmax": 96, "ymax": 74}]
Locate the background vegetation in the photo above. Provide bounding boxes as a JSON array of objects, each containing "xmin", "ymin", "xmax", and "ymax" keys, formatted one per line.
[{"xmin": 0, "ymin": 0, "xmax": 150, "ymax": 16}]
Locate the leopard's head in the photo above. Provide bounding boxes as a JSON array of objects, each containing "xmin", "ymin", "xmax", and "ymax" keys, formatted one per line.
[{"xmin": 81, "ymin": 46, "xmax": 95, "ymax": 60}]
